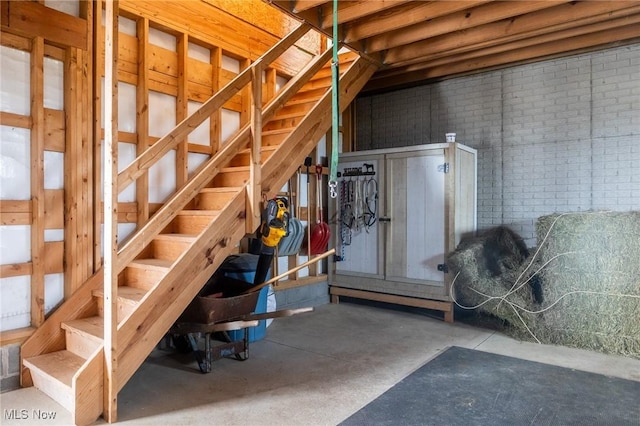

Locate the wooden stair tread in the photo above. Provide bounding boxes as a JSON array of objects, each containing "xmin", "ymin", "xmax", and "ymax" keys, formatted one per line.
[
  {"xmin": 199, "ymin": 187, "xmax": 243, "ymax": 193},
  {"xmin": 62, "ymin": 316, "xmax": 104, "ymax": 341},
  {"xmin": 93, "ymin": 286, "xmax": 147, "ymax": 304},
  {"xmin": 154, "ymin": 233, "xmax": 197, "ymax": 242},
  {"xmin": 272, "ymin": 111, "xmax": 307, "ymax": 120},
  {"xmin": 128, "ymin": 258, "xmax": 173, "ymax": 270},
  {"xmin": 24, "ymin": 350, "xmax": 85, "ymax": 387},
  {"xmin": 238, "ymin": 145, "xmax": 277, "ymax": 154},
  {"xmin": 262, "ymin": 127, "xmax": 295, "ymax": 135},
  {"xmin": 176, "ymin": 210, "xmax": 219, "ymax": 216}
]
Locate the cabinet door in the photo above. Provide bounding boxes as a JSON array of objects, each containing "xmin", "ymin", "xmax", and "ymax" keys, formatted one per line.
[
  {"xmin": 335, "ymin": 157, "xmax": 384, "ymax": 278},
  {"xmin": 385, "ymin": 151, "xmax": 446, "ymax": 284}
]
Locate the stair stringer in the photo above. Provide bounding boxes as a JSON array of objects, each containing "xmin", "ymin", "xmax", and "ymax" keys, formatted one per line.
[
  {"xmin": 115, "ymin": 190, "xmax": 247, "ymax": 389},
  {"xmin": 262, "ymin": 57, "xmax": 379, "ymax": 196},
  {"xmin": 72, "ymin": 346, "xmax": 104, "ymax": 426}
]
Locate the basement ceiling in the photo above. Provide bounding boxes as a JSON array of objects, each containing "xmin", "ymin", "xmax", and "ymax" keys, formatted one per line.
[{"xmin": 267, "ymin": 0, "xmax": 640, "ymax": 92}]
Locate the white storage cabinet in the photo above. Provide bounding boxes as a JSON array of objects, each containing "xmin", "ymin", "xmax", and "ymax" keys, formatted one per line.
[{"xmin": 329, "ymin": 143, "xmax": 477, "ymax": 322}]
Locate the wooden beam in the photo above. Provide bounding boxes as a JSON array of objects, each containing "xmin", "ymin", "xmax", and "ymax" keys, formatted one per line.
[
  {"xmin": 385, "ymin": 13, "xmax": 640, "ymax": 75},
  {"xmin": 369, "ymin": 24, "xmax": 640, "ymax": 91},
  {"xmin": 103, "ymin": 0, "xmax": 119, "ymax": 421},
  {"xmin": 0, "ymin": 111, "xmax": 30, "ymax": 128},
  {"xmin": 176, "ymin": 33, "xmax": 189, "ymax": 188},
  {"xmin": 0, "ymin": 327, "xmax": 36, "ymax": 346},
  {"xmin": 319, "ymin": 0, "xmax": 412, "ymax": 28},
  {"xmin": 248, "ymin": 62, "xmax": 263, "ymax": 234},
  {"xmin": 0, "ymin": 200, "xmax": 31, "ymax": 225},
  {"xmin": 136, "ymin": 17, "xmax": 150, "ymax": 225},
  {"xmin": 3, "ymin": 0, "xmax": 87, "ymax": 49},
  {"xmin": 382, "ymin": 2, "xmax": 640, "ymax": 66},
  {"xmin": 342, "ymin": 0, "xmax": 492, "ymax": 43},
  {"xmin": 366, "ymin": 1, "xmax": 568, "ymax": 53},
  {"xmin": 398, "ymin": 2, "xmax": 640, "ymax": 63},
  {"xmin": 210, "ymin": 46, "xmax": 222, "ymax": 154},
  {"xmin": 30, "ymin": 36, "xmax": 45, "ymax": 328},
  {"xmin": 0, "ymin": 263, "xmax": 32, "ymax": 279}
]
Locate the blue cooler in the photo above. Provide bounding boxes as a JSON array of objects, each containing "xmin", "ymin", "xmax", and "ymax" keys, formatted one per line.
[{"xmin": 221, "ymin": 254, "xmax": 270, "ymax": 342}]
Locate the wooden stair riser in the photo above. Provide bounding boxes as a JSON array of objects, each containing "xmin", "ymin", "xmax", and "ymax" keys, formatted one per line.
[
  {"xmin": 229, "ymin": 148, "xmax": 274, "ymax": 167},
  {"xmin": 95, "ymin": 295, "xmax": 136, "ymax": 323},
  {"xmin": 264, "ymin": 115, "xmax": 305, "ymax": 131},
  {"xmin": 122, "ymin": 264, "xmax": 168, "ymax": 290},
  {"xmin": 210, "ymin": 168, "xmax": 249, "ymax": 187},
  {"xmin": 64, "ymin": 329, "xmax": 102, "ymax": 359},
  {"xmin": 192, "ymin": 190, "xmax": 236, "ymax": 210},
  {"xmin": 147, "ymin": 236, "xmax": 194, "ymax": 262},
  {"xmin": 162, "ymin": 214, "xmax": 214, "ymax": 235},
  {"xmin": 262, "ymin": 130, "xmax": 292, "ymax": 146},
  {"xmin": 23, "ymin": 350, "xmax": 85, "ymax": 413},
  {"xmin": 29, "ymin": 369, "xmax": 75, "ymax": 412}
]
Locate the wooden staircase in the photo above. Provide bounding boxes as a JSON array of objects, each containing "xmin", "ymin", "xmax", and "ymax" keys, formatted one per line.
[{"xmin": 20, "ymin": 23, "xmax": 377, "ymax": 425}]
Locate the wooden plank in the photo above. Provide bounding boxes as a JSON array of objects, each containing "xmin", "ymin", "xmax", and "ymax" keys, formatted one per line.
[
  {"xmin": 44, "ymin": 241, "xmax": 64, "ymax": 274},
  {"xmin": 0, "ymin": 200, "xmax": 31, "ymax": 225},
  {"xmin": 43, "ymin": 108, "xmax": 65, "ymax": 152},
  {"xmin": 176, "ymin": 33, "xmax": 189, "ymax": 188},
  {"xmin": 30, "ymin": 36, "xmax": 45, "ymax": 328},
  {"xmin": 330, "ymin": 286, "xmax": 453, "ymax": 315},
  {"xmin": 320, "ymin": 0, "xmax": 412, "ymax": 28},
  {"xmin": 0, "ymin": 111, "xmax": 31, "ymax": 128},
  {"xmin": 0, "ymin": 30, "xmax": 31, "ymax": 51},
  {"xmin": 248, "ymin": 62, "xmax": 262, "ymax": 233},
  {"xmin": 137, "ymin": 17, "xmax": 150, "ymax": 226},
  {"xmin": 0, "ymin": 263, "xmax": 32, "ymax": 278},
  {"xmin": 4, "ymin": 1, "xmax": 88, "ymax": 49},
  {"xmin": 343, "ymin": 0, "xmax": 491, "ymax": 42},
  {"xmin": 44, "ymin": 189, "xmax": 64, "ymax": 229},
  {"xmin": 0, "ymin": 326, "xmax": 36, "ymax": 346},
  {"xmin": 73, "ymin": 347, "xmax": 104, "ymax": 426},
  {"xmin": 366, "ymin": 1, "xmax": 565, "ymax": 53},
  {"xmin": 210, "ymin": 46, "xmax": 222, "ymax": 153},
  {"xmin": 103, "ymin": 0, "xmax": 119, "ymax": 421},
  {"xmin": 93, "ymin": 0, "xmax": 104, "ymax": 269}
]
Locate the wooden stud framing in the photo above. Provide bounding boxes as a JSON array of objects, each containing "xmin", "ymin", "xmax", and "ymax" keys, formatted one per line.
[
  {"xmin": 176, "ymin": 33, "xmax": 189, "ymax": 187},
  {"xmin": 210, "ymin": 46, "xmax": 222, "ymax": 154},
  {"xmin": 103, "ymin": 0, "xmax": 119, "ymax": 421},
  {"xmin": 136, "ymin": 17, "xmax": 150, "ymax": 225},
  {"xmin": 248, "ymin": 62, "xmax": 263, "ymax": 233},
  {"xmin": 30, "ymin": 36, "xmax": 45, "ymax": 328}
]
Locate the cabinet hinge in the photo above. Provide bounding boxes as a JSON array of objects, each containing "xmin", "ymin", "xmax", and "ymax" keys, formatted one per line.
[{"xmin": 437, "ymin": 163, "xmax": 450, "ymax": 173}]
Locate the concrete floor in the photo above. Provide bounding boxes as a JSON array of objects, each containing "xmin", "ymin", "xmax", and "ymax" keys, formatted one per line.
[{"xmin": 2, "ymin": 302, "xmax": 639, "ymax": 425}]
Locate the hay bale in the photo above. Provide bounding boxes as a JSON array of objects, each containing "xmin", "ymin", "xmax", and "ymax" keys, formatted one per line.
[
  {"xmin": 448, "ymin": 226, "xmax": 541, "ymax": 324},
  {"xmin": 532, "ymin": 211, "xmax": 640, "ymax": 358},
  {"xmin": 449, "ymin": 212, "xmax": 640, "ymax": 360}
]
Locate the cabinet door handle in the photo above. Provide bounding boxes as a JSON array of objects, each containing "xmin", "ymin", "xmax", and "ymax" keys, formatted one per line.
[{"xmin": 379, "ymin": 217, "xmax": 391, "ymax": 223}]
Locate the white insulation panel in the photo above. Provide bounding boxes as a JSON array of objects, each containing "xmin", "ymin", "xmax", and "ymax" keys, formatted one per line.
[
  {"xmin": 188, "ymin": 101, "xmax": 210, "ymax": 146},
  {"xmin": 0, "ymin": 125, "xmax": 30, "ymax": 200},
  {"xmin": 0, "ymin": 46, "xmax": 30, "ymax": 115},
  {"xmin": 44, "ymin": 0, "xmax": 79, "ymax": 17},
  {"xmin": 118, "ymin": 82, "xmax": 137, "ymax": 133},
  {"xmin": 188, "ymin": 43, "xmax": 210, "ymax": 63},
  {"xmin": 44, "ymin": 151, "xmax": 64, "ymax": 190},
  {"xmin": 149, "ymin": 27, "xmax": 176, "ymax": 51},
  {"xmin": 45, "ymin": 273, "xmax": 64, "ymax": 314},
  {"xmin": 0, "ymin": 276, "xmax": 31, "ymax": 331},
  {"xmin": 221, "ymin": 109, "xmax": 240, "ymax": 142},
  {"xmin": 44, "ymin": 57, "xmax": 64, "ymax": 110},
  {"xmin": 0, "ymin": 225, "xmax": 30, "ymax": 264}
]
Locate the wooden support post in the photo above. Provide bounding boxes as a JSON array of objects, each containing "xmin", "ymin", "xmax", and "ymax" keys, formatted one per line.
[
  {"xmin": 103, "ymin": 0, "xmax": 119, "ymax": 422},
  {"xmin": 248, "ymin": 63, "xmax": 262, "ymax": 233},
  {"xmin": 176, "ymin": 33, "xmax": 189, "ymax": 187},
  {"xmin": 93, "ymin": 0, "xmax": 104, "ymax": 268},
  {"xmin": 136, "ymin": 17, "xmax": 150, "ymax": 225},
  {"xmin": 264, "ymin": 67, "xmax": 276, "ymax": 103},
  {"xmin": 210, "ymin": 47, "xmax": 221, "ymax": 154},
  {"xmin": 30, "ymin": 36, "xmax": 45, "ymax": 328}
]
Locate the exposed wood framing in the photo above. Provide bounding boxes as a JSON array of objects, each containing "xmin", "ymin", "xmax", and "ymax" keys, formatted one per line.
[
  {"xmin": 103, "ymin": 0, "xmax": 119, "ymax": 421},
  {"xmin": 136, "ymin": 17, "xmax": 150, "ymax": 225},
  {"xmin": 30, "ymin": 36, "xmax": 45, "ymax": 328},
  {"xmin": 176, "ymin": 33, "xmax": 189, "ymax": 187}
]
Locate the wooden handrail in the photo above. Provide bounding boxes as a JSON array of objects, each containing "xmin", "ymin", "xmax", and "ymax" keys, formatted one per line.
[{"xmin": 117, "ymin": 22, "xmax": 311, "ymax": 194}]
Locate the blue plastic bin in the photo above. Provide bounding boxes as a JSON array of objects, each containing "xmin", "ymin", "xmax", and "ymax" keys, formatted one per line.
[{"xmin": 222, "ymin": 254, "xmax": 269, "ymax": 343}]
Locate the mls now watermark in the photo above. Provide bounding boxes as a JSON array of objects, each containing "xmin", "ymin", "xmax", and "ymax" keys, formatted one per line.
[{"xmin": 4, "ymin": 409, "xmax": 57, "ymax": 420}]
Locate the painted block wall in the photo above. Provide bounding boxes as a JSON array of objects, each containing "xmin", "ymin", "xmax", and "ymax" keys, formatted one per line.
[{"xmin": 356, "ymin": 43, "xmax": 640, "ymax": 246}]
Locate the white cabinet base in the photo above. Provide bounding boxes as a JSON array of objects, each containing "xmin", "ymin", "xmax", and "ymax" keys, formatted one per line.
[{"xmin": 329, "ymin": 286, "xmax": 454, "ymax": 323}]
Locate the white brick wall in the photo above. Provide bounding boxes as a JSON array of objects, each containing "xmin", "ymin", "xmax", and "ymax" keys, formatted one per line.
[{"xmin": 356, "ymin": 43, "xmax": 640, "ymax": 246}]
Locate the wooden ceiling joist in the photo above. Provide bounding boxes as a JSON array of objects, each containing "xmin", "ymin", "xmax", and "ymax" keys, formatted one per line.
[{"xmin": 267, "ymin": 0, "xmax": 640, "ymax": 90}]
